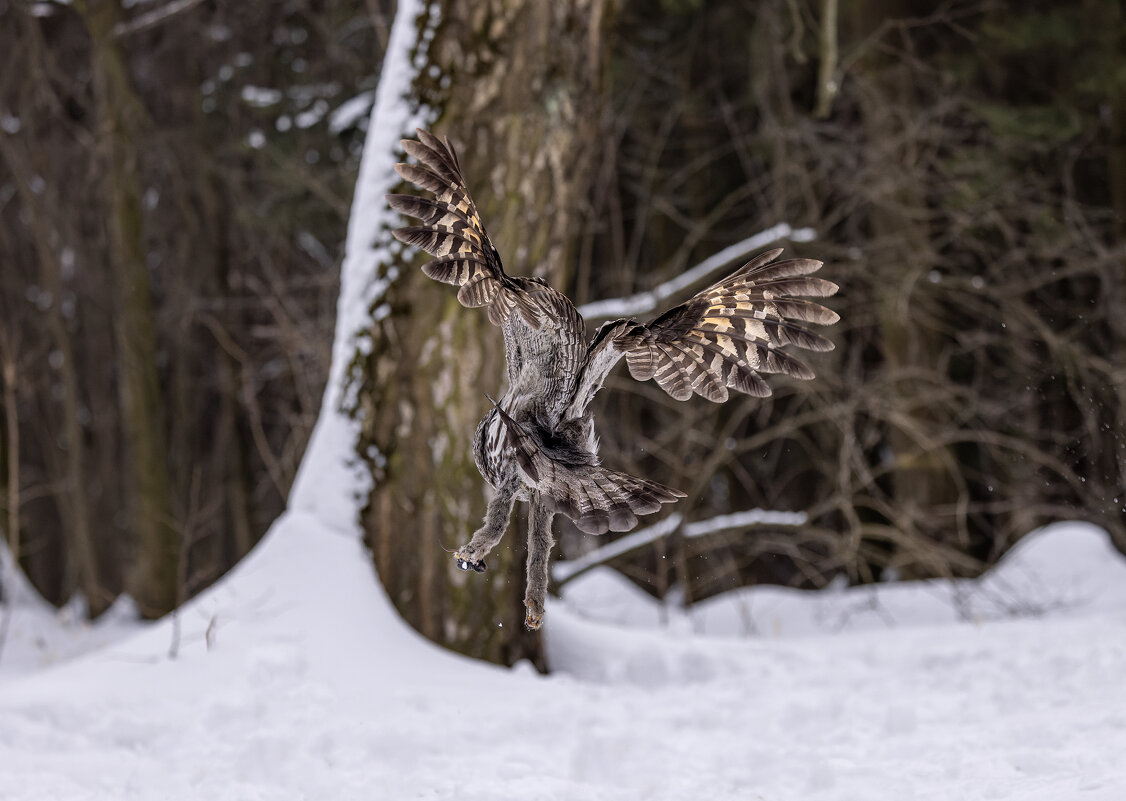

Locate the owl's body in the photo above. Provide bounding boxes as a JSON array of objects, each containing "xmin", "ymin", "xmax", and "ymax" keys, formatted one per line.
[
  {"xmin": 473, "ymin": 280, "xmax": 589, "ymax": 498},
  {"xmin": 389, "ymin": 130, "xmax": 839, "ymax": 630}
]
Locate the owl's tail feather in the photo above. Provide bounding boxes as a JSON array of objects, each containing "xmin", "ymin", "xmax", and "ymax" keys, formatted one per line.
[
  {"xmin": 556, "ymin": 465, "xmax": 686, "ymax": 535},
  {"xmin": 492, "ymin": 402, "xmax": 685, "ymax": 535}
]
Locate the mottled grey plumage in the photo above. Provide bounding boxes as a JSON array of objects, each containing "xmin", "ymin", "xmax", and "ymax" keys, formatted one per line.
[{"xmin": 388, "ymin": 129, "xmax": 839, "ymax": 630}]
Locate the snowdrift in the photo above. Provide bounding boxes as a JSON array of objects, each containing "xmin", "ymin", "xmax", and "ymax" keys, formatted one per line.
[{"xmin": 2, "ymin": 513, "xmax": 1125, "ymax": 801}]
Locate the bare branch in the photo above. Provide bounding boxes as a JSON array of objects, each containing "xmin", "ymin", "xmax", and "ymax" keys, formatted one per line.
[
  {"xmin": 113, "ymin": 0, "xmax": 208, "ymax": 39},
  {"xmin": 578, "ymin": 224, "xmax": 816, "ymax": 322},
  {"xmin": 814, "ymin": 0, "xmax": 839, "ymax": 118},
  {"xmin": 553, "ymin": 508, "xmax": 809, "ymax": 586},
  {"xmin": 554, "ymin": 513, "xmax": 683, "ymax": 584}
]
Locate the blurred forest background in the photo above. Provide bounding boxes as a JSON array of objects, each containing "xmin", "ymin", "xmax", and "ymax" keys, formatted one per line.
[{"xmin": 1, "ymin": 0, "xmax": 1123, "ymax": 666}]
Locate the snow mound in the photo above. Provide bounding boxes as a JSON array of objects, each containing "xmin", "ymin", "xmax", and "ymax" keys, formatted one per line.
[
  {"xmin": 557, "ymin": 520, "xmax": 1126, "ymax": 638},
  {"xmin": 0, "ymin": 543, "xmax": 139, "ymax": 680},
  {"xmin": 3, "ymin": 514, "xmax": 1126, "ymax": 800}
]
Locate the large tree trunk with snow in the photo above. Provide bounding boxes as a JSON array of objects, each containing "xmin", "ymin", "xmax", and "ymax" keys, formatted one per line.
[{"xmin": 352, "ymin": 0, "xmax": 612, "ymax": 665}]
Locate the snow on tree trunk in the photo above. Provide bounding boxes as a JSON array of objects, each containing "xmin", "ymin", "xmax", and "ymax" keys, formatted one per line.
[{"xmin": 287, "ymin": 0, "xmax": 429, "ymax": 533}]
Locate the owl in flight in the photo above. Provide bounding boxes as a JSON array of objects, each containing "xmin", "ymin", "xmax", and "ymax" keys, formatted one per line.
[{"xmin": 389, "ymin": 130, "xmax": 839, "ymax": 630}]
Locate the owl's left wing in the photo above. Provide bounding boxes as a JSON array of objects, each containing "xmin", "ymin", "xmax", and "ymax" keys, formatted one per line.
[
  {"xmin": 387, "ymin": 129, "xmax": 543, "ymax": 329},
  {"xmin": 566, "ymin": 248, "xmax": 840, "ymax": 419}
]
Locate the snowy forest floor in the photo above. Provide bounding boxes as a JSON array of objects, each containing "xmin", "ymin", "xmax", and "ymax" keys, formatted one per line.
[{"xmin": 1, "ymin": 515, "xmax": 1124, "ymax": 801}]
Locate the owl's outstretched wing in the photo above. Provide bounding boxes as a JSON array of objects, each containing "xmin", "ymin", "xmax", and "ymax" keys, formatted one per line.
[
  {"xmin": 566, "ymin": 248, "xmax": 840, "ymax": 419},
  {"xmin": 387, "ymin": 129, "xmax": 543, "ymax": 329}
]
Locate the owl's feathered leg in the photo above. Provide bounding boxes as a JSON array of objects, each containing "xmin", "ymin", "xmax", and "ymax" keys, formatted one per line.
[
  {"xmin": 454, "ymin": 472, "xmax": 519, "ymax": 573},
  {"xmin": 523, "ymin": 492, "xmax": 555, "ymax": 631}
]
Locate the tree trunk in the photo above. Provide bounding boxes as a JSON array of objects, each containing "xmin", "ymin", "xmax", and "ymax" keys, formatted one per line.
[
  {"xmin": 849, "ymin": 0, "xmax": 964, "ymax": 578},
  {"xmin": 0, "ymin": 129, "xmax": 107, "ymax": 613},
  {"xmin": 354, "ymin": 0, "xmax": 612, "ymax": 665},
  {"xmin": 87, "ymin": 2, "xmax": 177, "ymax": 618},
  {"xmin": 0, "ymin": 333, "xmax": 18, "ymax": 584},
  {"xmin": 1102, "ymin": 3, "xmax": 1126, "ymax": 551}
]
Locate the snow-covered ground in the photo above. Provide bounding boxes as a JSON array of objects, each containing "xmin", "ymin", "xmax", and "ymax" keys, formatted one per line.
[
  {"xmin": 555, "ymin": 520, "xmax": 1126, "ymax": 638},
  {"xmin": 1, "ymin": 516, "xmax": 1124, "ymax": 801},
  {"xmin": 0, "ymin": 546, "xmax": 140, "ymax": 680}
]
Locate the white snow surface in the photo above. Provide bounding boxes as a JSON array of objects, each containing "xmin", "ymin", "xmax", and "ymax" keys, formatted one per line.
[
  {"xmin": 328, "ymin": 90, "xmax": 376, "ymax": 134},
  {"xmin": 557, "ymin": 520, "xmax": 1126, "ymax": 636},
  {"xmin": 2, "ymin": 517, "xmax": 1125, "ymax": 800},
  {"xmin": 0, "ymin": 543, "xmax": 139, "ymax": 678}
]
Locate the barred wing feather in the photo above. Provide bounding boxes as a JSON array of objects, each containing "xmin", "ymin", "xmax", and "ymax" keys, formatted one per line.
[
  {"xmin": 568, "ymin": 248, "xmax": 839, "ymax": 416},
  {"xmin": 388, "ymin": 129, "xmax": 543, "ymax": 329}
]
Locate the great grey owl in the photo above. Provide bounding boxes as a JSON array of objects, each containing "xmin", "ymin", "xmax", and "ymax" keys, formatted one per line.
[{"xmin": 388, "ymin": 130, "xmax": 839, "ymax": 630}]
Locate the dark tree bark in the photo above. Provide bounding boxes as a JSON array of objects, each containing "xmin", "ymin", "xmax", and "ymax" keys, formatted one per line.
[
  {"xmin": 0, "ymin": 22, "xmax": 107, "ymax": 611},
  {"xmin": 0, "ymin": 332, "xmax": 19, "ymax": 583},
  {"xmin": 87, "ymin": 2, "xmax": 177, "ymax": 617}
]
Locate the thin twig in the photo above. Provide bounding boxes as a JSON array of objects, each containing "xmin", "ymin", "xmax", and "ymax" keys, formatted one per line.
[{"xmin": 113, "ymin": 0, "xmax": 208, "ymax": 39}]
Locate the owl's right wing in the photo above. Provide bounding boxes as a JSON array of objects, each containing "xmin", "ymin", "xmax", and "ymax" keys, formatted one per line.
[
  {"xmin": 387, "ymin": 129, "xmax": 544, "ymax": 329},
  {"xmin": 566, "ymin": 248, "xmax": 840, "ymax": 419}
]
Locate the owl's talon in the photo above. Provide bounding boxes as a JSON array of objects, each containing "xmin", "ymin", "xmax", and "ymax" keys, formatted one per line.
[
  {"xmin": 455, "ymin": 555, "xmax": 487, "ymax": 573},
  {"xmin": 524, "ymin": 609, "xmax": 544, "ymax": 631}
]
